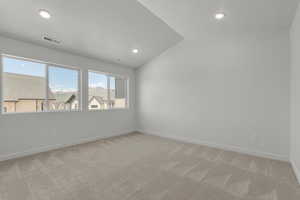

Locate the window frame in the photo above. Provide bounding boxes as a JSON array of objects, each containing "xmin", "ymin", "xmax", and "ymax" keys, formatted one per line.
[
  {"xmin": 88, "ymin": 70, "xmax": 129, "ymax": 111},
  {"xmin": 0, "ymin": 54, "xmax": 82, "ymax": 114},
  {"xmin": 47, "ymin": 64, "xmax": 82, "ymax": 113}
]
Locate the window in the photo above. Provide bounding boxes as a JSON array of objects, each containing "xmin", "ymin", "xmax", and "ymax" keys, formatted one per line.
[
  {"xmin": 1, "ymin": 55, "xmax": 81, "ymax": 113},
  {"xmin": 88, "ymin": 71, "xmax": 128, "ymax": 110},
  {"xmin": 48, "ymin": 66, "xmax": 80, "ymax": 111},
  {"xmin": 1, "ymin": 55, "xmax": 129, "ymax": 114},
  {"xmin": 88, "ymin": 72, "xmax": 109, "ymax": 110},
  {"xmin": 2, "ymin": 56, "xmax": 47, "ymax": 113},
  {"xmin": 109, "ymin": 76, "xmax": 128, "ymax": 109}
]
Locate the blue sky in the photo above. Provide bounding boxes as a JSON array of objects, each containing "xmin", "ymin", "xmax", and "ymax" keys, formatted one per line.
[
  {"xmin": 3, "ymin": 57, "xmax": 45, "ymax": 77},
  {"xmin": 3, "ymin": 57, "xmax": 114, "ymax": 92},
  {"xmin": 49, "ymin": 66, "xmax": 78, "ymax": 92}
]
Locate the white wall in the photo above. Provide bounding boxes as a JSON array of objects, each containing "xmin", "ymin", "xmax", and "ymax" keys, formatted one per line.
[
  {"xmin": 0, "ymin": 35, "xmax": 136, "ymax": 161},
  {"xmin": 137, "ymin": 31, "xmax": 290, "ymax": 160},
  {"xmin": 290, "ymin": 2, "xmax": 300, "ymax": 183}
]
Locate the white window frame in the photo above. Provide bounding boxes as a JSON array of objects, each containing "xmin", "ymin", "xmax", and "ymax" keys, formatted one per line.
[
  {"xmin": 0, "ymin": 54, "xmax": 82, "ymax": 114},
  {"xmin": 47, "ymin": 64, "xmax": 82, "ymax": 112},
  {"xmin": 88, "ymin": 70, "xmax": 129, "ymax": 111}
]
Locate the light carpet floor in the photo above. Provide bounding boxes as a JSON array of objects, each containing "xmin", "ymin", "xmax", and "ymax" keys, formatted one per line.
[{"xmin": 0, "ymin": 132, "xmax": 299, "ymax": 200}]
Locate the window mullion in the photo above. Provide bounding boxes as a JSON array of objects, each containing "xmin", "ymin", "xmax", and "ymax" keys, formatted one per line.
[
  {"xmin": 126, "ymin": 79, "xmax": 129, "ymax": 108},
  {"xmin": 45, "ymin": 64, "xmax": 49, "ymax": 112},
  {"xmin": 107, "ymin": 75, "xmax": 111, "ymax": 109},
  {"xmin": 0, "ymin": 56, "xmax": 3, "ymax": 113},
  {"xmin": 78, "ymin": 69, "xmax": 81, "ymax": 111}
]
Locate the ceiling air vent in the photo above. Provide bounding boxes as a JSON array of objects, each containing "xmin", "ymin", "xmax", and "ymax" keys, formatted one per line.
[{"xmin": 43, "ymin": 36, "xmax": 61, "ymax": 44}]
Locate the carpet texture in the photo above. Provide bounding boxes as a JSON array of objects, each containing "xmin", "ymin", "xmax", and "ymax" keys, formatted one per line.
[{"xmin": 0, "ymin": 132, "xmax": 299, "ymax": 200}]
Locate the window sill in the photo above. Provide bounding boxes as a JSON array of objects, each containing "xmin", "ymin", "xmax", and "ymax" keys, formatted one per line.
[
  {"xmin": 1, "ymin": 109, "xmax": 82, "ymax": 115},
  {"xmin": 88, "ymin": 107, "xmax": 130, "ymax": 112},
  {"xmin": 1, "ymin": 108, "xmax": 130, "ymax": 115}
]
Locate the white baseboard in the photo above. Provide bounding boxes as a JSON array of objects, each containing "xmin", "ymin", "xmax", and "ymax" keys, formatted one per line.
[
  {"xmin": 138, "ymin": 129, "xmax": 289, "ymax": 162},
  {"xmin": 1, "ymin": 129, "xmax": 290, "ymax": 165},
  {"xmin": 291, "ymin": 160, "xmax": 300, "ymax": 185},
  {"xmin": 0, "ymin": 130, "xmax": 134, "ymax": 162}
]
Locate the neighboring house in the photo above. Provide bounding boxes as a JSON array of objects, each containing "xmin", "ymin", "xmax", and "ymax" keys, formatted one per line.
[
  {"xmin": 2, "ymin": 72, "xmax": 55, "ymax": 113},
  {"xmin": 2, "ymin": 72, "xmax": 127, "ymax": 113},
  {"xmin": 48, "ymin": 92, "xmax": 79, "ymax": 111},
  {"xmin": 2, "ymin": 72, "xmax": 78, "ymax": 113},
  {"xmin": 88, "ymin": 96, "xmax": 114, "ymax": 110},
  {"xmin": 88, "ymin": 86, "xmax": 112, "ymax": 110},
  {"xmin": 88, "ymin": 86, "xmax": 127, "ymax": 109}
]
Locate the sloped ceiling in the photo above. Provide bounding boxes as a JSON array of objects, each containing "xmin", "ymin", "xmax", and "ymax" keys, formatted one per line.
[
  {"xmin": 138, "ymin": 0, "xmax": 299, "ymax": 39},
  {"xmin": 1, "ymin": 0, "xmax": 298, "ymax": 68},
  {"xmin": 0, "ymin": 0, "xmax": 183, "ymax": 68}
]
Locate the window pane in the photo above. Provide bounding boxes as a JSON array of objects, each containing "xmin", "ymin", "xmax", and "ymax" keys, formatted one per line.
[
  {"xmin": 88, "ymin": 72, "xmax": 109, "ymax": 110},
  {"xmin": 110, "ymin": 76, "xmax": 127, "ymax": 109},
  {"xmin": 48, "ymin": 66, "xmax": 79, "ymax": 111},
  {"xmin": 2, "ymin": 57, "xmax": 46, "ymax": 113}
]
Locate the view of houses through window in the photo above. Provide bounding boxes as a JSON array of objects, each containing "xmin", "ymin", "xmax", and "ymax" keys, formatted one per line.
[
  {"xmin": 2, "ymin": 57, "xmax": 47, "ymax": 113},
  {"xmin": 48, "ymin": 66, "xmax": 80, "ymax": 111},
  {"xmin": 88, "ymin": 71, "xmax": 127, "ymax": 110},
  {"xmin": 1, "ymin": 55, "xmax": 128, "ymax": 113}
]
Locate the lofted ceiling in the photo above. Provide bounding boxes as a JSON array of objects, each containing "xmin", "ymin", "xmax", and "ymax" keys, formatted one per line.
[
  {"xmin": 0, "ymin": 0, "xmax": 182, "ymax": 68},
  {"xmin": 0, "ymin": 0, "xmax": 299, "ymax": 68},
  {"xmin": 138, "ymin": 0, "xmax": 300, "ymax": 39}
]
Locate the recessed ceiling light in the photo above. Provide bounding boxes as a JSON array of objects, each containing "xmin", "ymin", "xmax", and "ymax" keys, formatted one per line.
[
  {"xmin": 132, "ymin": 49, "xmax": 139, "ymax": 54},
  {"xmin": 215, "ymin": 12, "xmax": 225, "ymax": 20},
  {"xmin": 39, "ymin": 9, "xmax": 51, "ymax": 19}
]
